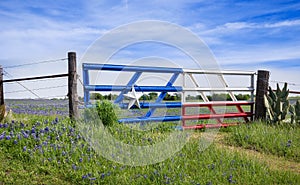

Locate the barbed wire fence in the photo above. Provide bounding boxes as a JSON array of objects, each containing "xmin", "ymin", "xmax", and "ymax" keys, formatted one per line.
[
  {"xmin": 0, "ymin": 52, "xmax": 79, "ymax": 118},
  {"xmin": 2, "ymin": 57, "xmax": 69, "ymax": 99},
  {"xmin": 269, "ymin": 80, "xmax": 300, "ymax": 95}
]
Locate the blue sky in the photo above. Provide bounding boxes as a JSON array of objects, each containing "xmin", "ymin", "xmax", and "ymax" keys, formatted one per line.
[{"xmin": 1, "ymin": 0, "xmax": 300, "ymax": 98}]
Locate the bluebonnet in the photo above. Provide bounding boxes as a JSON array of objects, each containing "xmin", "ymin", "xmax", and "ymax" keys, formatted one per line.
[{"xmin": 72, "ymin": 164, "xmax": 77, "ymax": 170}]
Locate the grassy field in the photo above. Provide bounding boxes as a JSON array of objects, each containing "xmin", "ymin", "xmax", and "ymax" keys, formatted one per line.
[{"xmin": 0, "ymin": 114, "xmax": 299, "ymax": 184}]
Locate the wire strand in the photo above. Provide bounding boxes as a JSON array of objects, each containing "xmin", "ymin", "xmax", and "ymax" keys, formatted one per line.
[
  {"xmin": 3, "ymin": 58, "xmax": 67, "ymax": 69},
  {"xmin": 3, "ymin": 70, "xmax": 41, "ymax": 98},
  {"xmin": 270, "ymin": 80, "xmax": 300, "ymax": 86},
  {"xmin": 4, "ymin": 85, "xmax": 68, "ymax": 94}
]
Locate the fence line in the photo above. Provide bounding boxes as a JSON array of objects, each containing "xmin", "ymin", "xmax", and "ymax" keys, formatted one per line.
[
  {"xmin": 0, "ymin": 52, "xmax": 78, "ymax": 119},
  {"xmin": 0, "ymin": 51, "xmax": 299, "ymax": 122}
]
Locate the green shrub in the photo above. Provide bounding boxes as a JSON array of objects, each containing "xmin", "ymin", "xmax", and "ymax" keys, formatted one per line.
[
  {"xmin": 96, "ymin": 100, "xmax": 118, "ymax": 127},
  {"xmin": 290, "ymin": 100, "xmax": 300, "ymax": 124}
]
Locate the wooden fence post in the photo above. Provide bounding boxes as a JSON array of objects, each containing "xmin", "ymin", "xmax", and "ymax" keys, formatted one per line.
[
  {"xmin": 68, "ymin": 52, "xmax": 78, "ymax": 119},
  {"xmin": 0, "ymin": 66, "xmax": 4, "ymax": 107},
  {"xmin": 254, "ymin": 70, "xmax": 270, "ymax": 120}
]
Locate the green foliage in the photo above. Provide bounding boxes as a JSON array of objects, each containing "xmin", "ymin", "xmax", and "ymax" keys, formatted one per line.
[
  {"xmin": 163, "ymin": 93, "xmax": 180, "ymax": 101},
  {"xmin": 290, "ymin": 100, "xmax": 300, "ymax": 124},
  {"xmin": 264, "ymin": 83, "xmax": 291, "ymax": 124},
  {"xmin": 148, "ymin": 92, "xmax": 158, "ymax": 100},
  {"xmin": 95, "ymin": 100, "xmax": 118, "ymax": 127},
  {"xmin": 225, "ymin": 122, "xmax": 300, "ymax": 162},
  {"xmin": 207, "ymin": 93, "xmax": 250, "ymax": 101},
  {"xmin": 0, "ymin": 105, "xmax": 5, "ymax": 122},
  {"xmin": 0, "ymin": 116, "xmax": 299, "ymax": 184},
  {"xmin": 90, "ymin": 93, "xmax": 118, "ymax": 100}
]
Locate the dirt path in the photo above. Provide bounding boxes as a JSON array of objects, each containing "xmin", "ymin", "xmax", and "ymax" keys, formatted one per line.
[
  {"xmin": 194, "ymin": 132, "xmax": 300, "ymax": 174},
  {"xmin": 216, "ymin": 142, "xmax": 300, "ymax": 174}
]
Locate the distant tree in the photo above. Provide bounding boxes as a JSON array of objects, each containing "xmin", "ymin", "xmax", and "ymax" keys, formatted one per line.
[
  {"xmin": 208, "ymin": 93, "xmax": 231, "ymax": 101},
  {"xmin": 140, "ymin": 94, "xmax": 150, "ymax": 100},
  {"xmin": 235, "ymin": 94, "xmax": 250, "ymax": 100},
  {"xmin": 149, "ymin": 92, "xmax": 158, "ymax": 100}
]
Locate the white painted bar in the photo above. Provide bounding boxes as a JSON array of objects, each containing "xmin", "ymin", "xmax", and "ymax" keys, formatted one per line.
[
  {"xmin": 183, "ymin": 87, "xmax": 254, "ymax": 91},
  {"xmin": 183, "ymin": 69, "xmax": 256, "ymax": 75}
]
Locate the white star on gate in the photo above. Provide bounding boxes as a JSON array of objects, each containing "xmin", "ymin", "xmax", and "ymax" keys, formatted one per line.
[{"xmin": 123, "ymin": 86, "xmax": 143, "ymax": 109}]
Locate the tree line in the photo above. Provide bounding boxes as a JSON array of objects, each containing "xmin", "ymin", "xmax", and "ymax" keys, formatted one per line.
[{"xmin": 90, "ymin": 93, "xmax": 250, "ymax": 101}]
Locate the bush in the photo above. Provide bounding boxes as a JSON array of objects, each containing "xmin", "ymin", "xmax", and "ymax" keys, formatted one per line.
[{"xmin": 95, "ymin": 100, "xmax": 118, "ymax": 127}]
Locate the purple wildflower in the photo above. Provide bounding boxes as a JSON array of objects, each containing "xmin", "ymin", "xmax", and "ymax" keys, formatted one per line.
[{"xmin": 72, "ymin": 164, "xmax": 77, "ymax": 170}]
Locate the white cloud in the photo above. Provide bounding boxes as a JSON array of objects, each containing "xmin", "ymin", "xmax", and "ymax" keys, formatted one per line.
[
  {"xmin": 223, "ymin": 22, "xmax": 255, "ymax": 30},
  {"xmin": 215, "ymin": 45, "xmax": 300, "ymax": 65},
  {"xmin": 264, "ymin": 20, "xmax": 300, "ymax": 28}
]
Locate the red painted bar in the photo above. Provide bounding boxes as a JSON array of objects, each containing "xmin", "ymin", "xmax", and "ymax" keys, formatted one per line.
[{"xmin": 182, "ymin": 112, "xmax": 253, "ymax": 120}]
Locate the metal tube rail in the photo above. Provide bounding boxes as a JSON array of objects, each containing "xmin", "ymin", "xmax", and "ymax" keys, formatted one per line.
[
  {"xmin": 183, "ymin": 69, "xmax": 256, "ymax": 75},
  {"xmin": 3, "ymin": 73, "xmax": 69, "ymax": 83},
  {"xmin": 83, "ymin": 63, "xmax": 183, "ymax": 73},
  {"xmin": 183, "ymin": 87, "xmax": 254, "ymax": 92}
]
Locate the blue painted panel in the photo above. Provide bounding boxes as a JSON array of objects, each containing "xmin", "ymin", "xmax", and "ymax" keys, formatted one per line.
[
  {"xmin": 145, "ymin": 73, "xmax": 180, "ymax": 117},
  {"xmin": 118, "ymin": 115, "xmax": 182, "ymax": 123},
  {"xmin": 118, "ymin": 102, "xmax": 182, "ymax": 109},
  {"xmin": 114, "ymin": 72, "xmax": 142, "ymax": 103}
]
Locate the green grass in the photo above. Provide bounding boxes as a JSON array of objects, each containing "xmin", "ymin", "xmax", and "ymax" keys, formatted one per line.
[
  {"xmin": 0, "ymin": 115, "xmax": 299, "ymax": 184},
  {"xmin": 225, "ymin": 122, "xmax": 300, "ymax": 162}
]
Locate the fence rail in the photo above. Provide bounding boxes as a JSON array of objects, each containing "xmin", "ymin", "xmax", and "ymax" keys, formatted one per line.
[{"xmin": 1, "ymin": 51, "xmax": 299, "ymax": 124}]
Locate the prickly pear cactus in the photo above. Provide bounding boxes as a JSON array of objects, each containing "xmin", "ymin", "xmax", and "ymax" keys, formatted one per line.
[
  {"xmin": 264, "ymin": 83, "xmax": 290, "ymax": 124},
  {"xmin": 290, "ymin": 100, "xmax": 300, "ymax": 124}
]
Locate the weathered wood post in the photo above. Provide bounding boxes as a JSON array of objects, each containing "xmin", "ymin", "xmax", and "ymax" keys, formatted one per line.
[
  {"xmin": 255, "ymin": 70, "xmax": 270, "ymax": 120},
  {"xmin": 68, "ymin": 52, "xmax": 78, "ymax": 119},
  {"xmin": 0, "ymin": 66, "xmax": 4, "ymax": 107}
]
